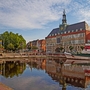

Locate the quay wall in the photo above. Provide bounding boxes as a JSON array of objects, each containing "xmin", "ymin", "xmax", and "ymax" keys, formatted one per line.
[
  {"xmin": 0, "ymin": 53, "xmax": 47, "ymax": 59},
  {"xmin": 0, "ymin": 53, "xmax": 90, "ymax": 61}
]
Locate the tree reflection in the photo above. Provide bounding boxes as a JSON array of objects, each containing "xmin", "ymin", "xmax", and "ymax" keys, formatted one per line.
[
  {"xmin": 28, "ymin": 62, "xmax": 37, "ymax": 69},
  {"xmin": 0, "ymin": 61, "xmax": 26, "ymax": 78}
]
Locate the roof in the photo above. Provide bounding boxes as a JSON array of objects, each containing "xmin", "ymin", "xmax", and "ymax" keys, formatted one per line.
[
  {"xmin": 65, "ymin": 21, "xmax": 86, "ymax": 31},
  {"xmin": 48, "ymin": 28, "xmax": 59, "ymax": 36},
  {"xmin": 47, "ymin": 21, "xmax": 87, "ymax": 37}
]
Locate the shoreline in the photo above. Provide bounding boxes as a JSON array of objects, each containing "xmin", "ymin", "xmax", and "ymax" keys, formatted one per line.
[{"xmin": 0, "ymin": 82, "xmax": 13, "ymax": 90}]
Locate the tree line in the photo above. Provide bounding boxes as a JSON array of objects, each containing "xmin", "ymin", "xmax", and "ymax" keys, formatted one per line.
[{"xmin": 0, "ymin": 31, "xmax": 26, "ymax": 52}]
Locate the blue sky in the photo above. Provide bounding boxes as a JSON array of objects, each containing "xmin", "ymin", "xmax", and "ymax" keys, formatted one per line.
[{"xmin": 0, "ymin": 0, "xmax": 90, "ymax": 43}]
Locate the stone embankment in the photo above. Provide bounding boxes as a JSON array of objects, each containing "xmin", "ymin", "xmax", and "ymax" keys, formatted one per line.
[
  {"xmin": 0, "ymin": 53, "xmax": 46, "ymax": 59},
  {"xmin": 47, "ymin": 53, "xmax": 90, "ymax": 60},
  {"xmin": 0, "ymin": 53, "xmax": 90, "ymax": 61}
]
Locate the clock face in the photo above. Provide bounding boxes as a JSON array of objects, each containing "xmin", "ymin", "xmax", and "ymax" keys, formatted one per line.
[{"xmin": 60, "ymin": 26, "xmax": 63, "ymax": 30}]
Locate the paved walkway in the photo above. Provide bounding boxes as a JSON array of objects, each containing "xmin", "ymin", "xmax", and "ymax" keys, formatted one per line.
[{"xmin": 0, "ymin": 82, "xmax": 13, "ymax": 90}]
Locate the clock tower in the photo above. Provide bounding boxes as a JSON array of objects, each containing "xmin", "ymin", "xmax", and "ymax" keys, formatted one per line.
[
  {"xmin": 59, "ymin": 9, "xmax": 67, "ymax": 30},
  {"xmin": 62, "ymin": 9, "xmax": 67, "ymax": 25}
]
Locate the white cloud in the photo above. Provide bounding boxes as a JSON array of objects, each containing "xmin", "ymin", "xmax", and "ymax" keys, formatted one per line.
[
  {"xmin": 0, "ymin": 0, "xmax": 71, "ymax": 29},
  {"xmin": 70, "ymin": 0, "xmax": 90, "ymax": 24},
  {"xmin": 0, "ymin": 0, "xmax": 90, "ymax": 29},
  {"xmin": 4, "ymin": 76, "xmax": 60, "ymax": 90}
]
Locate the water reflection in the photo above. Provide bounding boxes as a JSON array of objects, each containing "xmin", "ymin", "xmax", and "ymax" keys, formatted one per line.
[
  {"xmin": 27, "ymin": 58, "xmax": 46, "ymax": 71},
  {"xmin": 0, "ymin": 60, "xmax": 26, "ymax": 78},
  {"xmin": 0, "ymin": 58, "xmax": 90, "ymax": 90},
  {"xmin": 46, "ymin": 58, "xmax": 90, "ymax": 89}
]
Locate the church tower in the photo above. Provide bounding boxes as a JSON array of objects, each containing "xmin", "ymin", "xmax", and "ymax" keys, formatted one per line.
[
  {"xmin": 62, "ymin": 9, "xmax": 67, "ymax": 25},
  {"xmin": 59, "ymin": 9, "xmax": 67, "ymax": 30}
]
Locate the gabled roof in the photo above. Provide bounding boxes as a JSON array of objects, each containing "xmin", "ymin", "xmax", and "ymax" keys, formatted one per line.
[{"xmin": 47, "ymin": 21, "xmax": 87, "ymax": 37}]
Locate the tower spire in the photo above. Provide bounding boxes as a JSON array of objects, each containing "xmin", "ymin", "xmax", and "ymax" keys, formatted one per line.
[
  {"xmin": 62, "ymin": 9, "xmax": 67, "ymax": 25},
  {"xmin": 59, "ymin": 9, "xmax": 67, "ymax": 30},
  {"xmin": 63, "ymin": 9, "xmax": 65, "ymax": 15}
]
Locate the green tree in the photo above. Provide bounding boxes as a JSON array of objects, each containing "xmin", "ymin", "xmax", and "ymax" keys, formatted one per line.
[
  {"xmin": 69, "ymin": 46, "xmax": 74, "ymax": 52},
  {"xmin": 55, "ymin": 47, "xmax": 64, "ymax": 53},
  {"xmin": 27, "ymin": 45, "xmax": 31, "ymax": 50},
  {"xmin": 59, "ymin": 47, "xmax": 64, "ymax": 52},
  {"xmin": 0, "ymin": 44, "xmax": 4, "ymax": 52},
  {"xmin": 55, "ymin": 47, "xmax": 60, "ymax": 52},
  {"xmin": 80, "ymin": 46, "xmax": 84, "ymax": 50},
  {"xmin": 0, "ymin": 44, "xmax": 4, "ymax": 48},
  {"xmin": 7, "ymin": 43, "xmax": 14, "ymax": 51},
  {"xmin": 0, "ymin": 31, "xmax": 26, "ymax": 51}
]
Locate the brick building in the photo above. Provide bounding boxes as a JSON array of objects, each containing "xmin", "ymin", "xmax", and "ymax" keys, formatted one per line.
[
  {"xmin": 45, "ymin": 10, "xmax": 90, "ymax": 54},
  {"xmin": 38, "ymin": 39, "xmax": 46, "ymax": 52},
  {"xmin": 27, "ymin": 39, "xmax": 46, "ymax": 53}
]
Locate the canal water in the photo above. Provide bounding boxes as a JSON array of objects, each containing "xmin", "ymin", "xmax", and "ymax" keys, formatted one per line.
[{"xmin": 0, "ymin": 58, "xmax": 90, "ymax": 90}]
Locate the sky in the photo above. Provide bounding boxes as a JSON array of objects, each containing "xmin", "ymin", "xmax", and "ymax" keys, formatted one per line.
[{"xmin": 0, "ymin": 0, "xmax": 90, "ymax": 43}]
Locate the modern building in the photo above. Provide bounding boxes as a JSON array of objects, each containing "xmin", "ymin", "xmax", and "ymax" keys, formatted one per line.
[{"xmin": 45, "ymin": 10, "xmax": 90, "ymax": 54}]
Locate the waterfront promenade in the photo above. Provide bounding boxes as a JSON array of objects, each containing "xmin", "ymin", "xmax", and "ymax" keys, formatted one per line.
[
  {"xmin": 0, "ymin": 52, "xmax": 90, "ymax": 60},
  {"xmin": 0, "ymin": 52, "xmax": 90, "ymax": 65},
  {"xmin": 0, "ymin": 52, "xmax": 46, "ymax": 59}
]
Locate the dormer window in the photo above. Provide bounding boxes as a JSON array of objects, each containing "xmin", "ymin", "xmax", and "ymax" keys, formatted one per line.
[
  {"xmin": 55, "ymin": 33, "xmax": 57, "ymax": 36},
  {"xmin": 64, "ymin": 31, "xmax": 66, "ymax": 34},
  {"xmin": 61, "ymin": 32, "xmax": 63, "ymax": 34},
  {"xmin": 52, "ymin": 34, "xmax": 54, "ymax": 36},
  {"xmin": 80, "ymin": 28, "xmax": 82, "ymax": 31},
  {"xmin": 76, "ymin": 29, "xmax": 78, "ymax": 32},
  {"xmin": 68, "ymin": 31, "xmax": 70, "ymax": 33},
  {"xmin": 72, "ymin": 30, "xmax": 74, "ymax": 32},
  {"xmin": 49, "ymin": 34, "xmax": 51, "ymax": 36}
]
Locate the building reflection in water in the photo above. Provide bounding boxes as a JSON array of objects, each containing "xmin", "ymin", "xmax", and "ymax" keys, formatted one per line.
[
  {"xmin": 27, "ymin": 58, "xmax": 46, "ymax": 71},
  {"xmin": 46, "ymin": 58, "xmax": 90, "ymax": 89},
  {"xmin": 0, "ymin": 58, "xmax": 90, "ymax": 90}
]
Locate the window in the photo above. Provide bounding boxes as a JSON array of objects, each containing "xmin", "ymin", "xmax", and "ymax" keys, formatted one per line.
[
  {"xmin": 49, "ymin": 34, "xmax": 51, "ymax": 36},
  {"xmin": 61, "ymin": 32, "xmax": 63, "ymax": 34},
  {"xmin": 64, "ymin": 31, "xmax": 66, "ymax": 34},
  {"xmin": 72, "ymin": 30, "xmax": 74, "ymax": 32},
  {"xmin": 57, "ymin": 38, "xmax": 61, "ymax": 43},
  {"xmin": 76, "ymin": 29, "xmax": 78, "ymax": 32},
  {"xmin": 80, "ymin": 28, "xmax": 82, "ymax": 31},
  {"xmin": 55, "ymin": 33, "xmax": 57, "ymax": 35},
  {"xmin": 87, "ymin": 40, "xmax": 90, "ymax": 43},
  {"xmin": 68, "ymin": 31, "xmax": 70, "ymax": 33}
]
